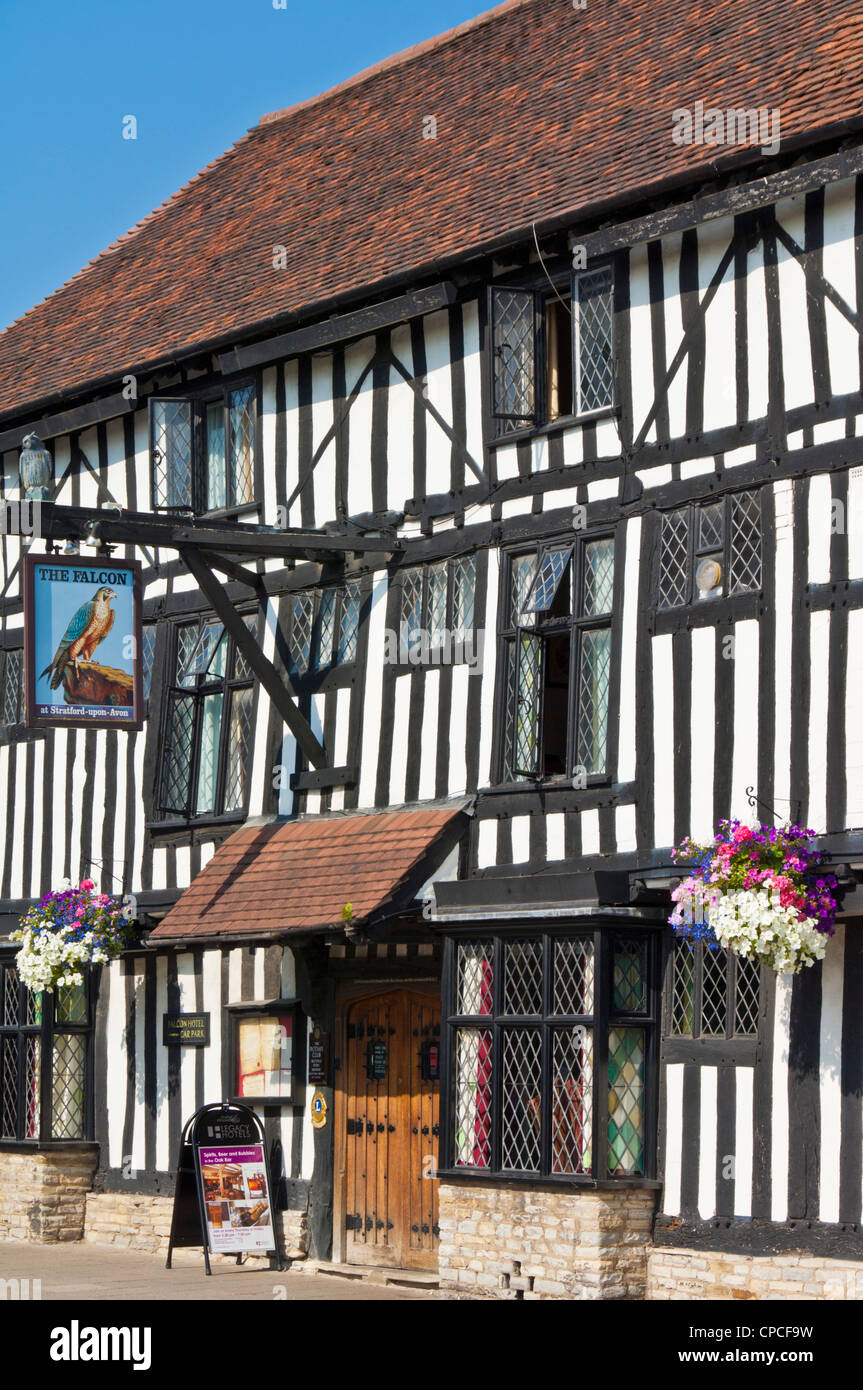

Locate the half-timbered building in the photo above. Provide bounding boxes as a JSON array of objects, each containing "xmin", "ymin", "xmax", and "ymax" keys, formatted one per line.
[{"xmin": 2, "ymin": 0, "xmax": 863, "ymax": 1298}]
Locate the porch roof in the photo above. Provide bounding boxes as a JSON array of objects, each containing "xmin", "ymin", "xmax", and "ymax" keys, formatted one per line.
[{"xmin": 147, "ymin": 806, "xmax": 466, "ymax": 941}]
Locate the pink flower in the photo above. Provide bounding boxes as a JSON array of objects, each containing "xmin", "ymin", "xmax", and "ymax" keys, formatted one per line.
[
  {"xmin": 732, "ymin": 826, "xmax": 753, "ymax": 843},
  {"xmin": 79, "ymin": 879, "xmax": 95, "ymax": 891}
]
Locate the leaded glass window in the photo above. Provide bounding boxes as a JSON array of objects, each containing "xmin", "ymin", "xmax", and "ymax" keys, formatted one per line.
[
  {"xmin": 575, "ymin": 267, "xmax": 615, "ymax": 414},
  {"xmin": 669, "ymin": 939, "xmax": 761, "ymax": 1040},
  {"xmin": 446, "ymin": 930, "xmax": 657, "ymax": 1180},
  {"xmin": 1, "ymin": 648, "xmax": 21, "ymax": 725},
  {"xmin": 0, "ymin": 963, "xmax": 91, "ymax": 1143},
  {"xmin": 288, "ymin": 584, "xmax": 363, "ymax": 677},
  {"xmin": 491, "ymin": 268, "xmax": 615, "ymax": 436},
  {"xmin": 501, "ymin": 536, "xmax": 615, "ymax": 783},
  {"xmin": 159, "ymin": 614, "xmax": 256, "ymax": 819},
  {"xmin": 150, "ymin": 383, "xmax": 257, "ymax": 513},
  {"xmin": 393, "ymin": 557, "xmax": 477, "ymax": 665},
  {"xmin": 658, "ymin": 491, "xmax": 763, "ymax": 609}
]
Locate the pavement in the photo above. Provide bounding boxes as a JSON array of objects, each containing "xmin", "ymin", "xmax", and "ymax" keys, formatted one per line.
[{"xmin": 0, "ymin": 1240, "xmax": 433, "ymax": 1301}]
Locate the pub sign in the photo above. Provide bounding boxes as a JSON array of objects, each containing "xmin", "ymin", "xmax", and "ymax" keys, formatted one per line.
[{"xmin": 23, "ymin": 553, "xmax": 144, "ymax": 730}]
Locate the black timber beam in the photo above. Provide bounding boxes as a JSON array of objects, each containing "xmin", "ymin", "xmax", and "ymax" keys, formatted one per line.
[
  {"xmin": 180, "ymin": 546, "xmax": 327, "ymax": 768},
  {"xmin": 0, "ymin": 390, "xmax": 138, "ymax": 455},
  {"xmin": 575, "ymin": 141, "xmax": 863, "ymax": 260},
  {"xmin": 34, "ymin": 504, "xmax": 402, "ymax": 560},
  {"xmin": 218, "ymin": 282, "xmax": 457, "ymax": 374}
]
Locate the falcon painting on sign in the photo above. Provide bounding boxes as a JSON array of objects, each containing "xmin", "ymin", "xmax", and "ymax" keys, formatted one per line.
[{"xmin": 22, "ymin": 554, "xmax": 143, "ymax": 730}]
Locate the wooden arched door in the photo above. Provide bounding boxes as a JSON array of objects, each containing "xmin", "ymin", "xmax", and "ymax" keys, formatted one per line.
[{"xmin": 343, "ymin": 987, "xmax": 440, "ymax": 1270}]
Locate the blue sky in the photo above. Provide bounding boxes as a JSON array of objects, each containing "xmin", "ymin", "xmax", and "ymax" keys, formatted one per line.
[{"xmin": 0, "ymin": 0, "xmax": 491, "ymax": 331}]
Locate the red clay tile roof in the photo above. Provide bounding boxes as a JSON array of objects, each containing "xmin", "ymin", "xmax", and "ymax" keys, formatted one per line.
[
  {"xmin": 147, "ymin": 807, "xmax": 464, "ymax": 939},
  {"xmin": 2, "ymin": 0, "xmax": 863, "ymax": 422}
]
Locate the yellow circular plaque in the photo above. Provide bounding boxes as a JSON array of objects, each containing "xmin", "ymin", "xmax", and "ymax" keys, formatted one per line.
[{"xmin": 310, "ymin": 1091, "xmax": 327, "ymax": 1129}]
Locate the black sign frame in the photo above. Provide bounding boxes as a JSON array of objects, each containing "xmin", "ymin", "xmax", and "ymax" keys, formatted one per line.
[
  {"xmin": 22, "ymin": 552, "xmax": 145, "ymax": 731},
  {"xmin": 166, "ymin": 1101, "xmax": 284, "ymax": 1277},
  {"xmin": 162, "ymin": 1013, "xmax": 211, "ymax": 1047}
]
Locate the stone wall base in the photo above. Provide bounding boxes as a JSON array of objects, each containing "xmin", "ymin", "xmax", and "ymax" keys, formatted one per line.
[
  {"xmin": 0, "ymin": 1148, "xmax": 99, "ymax": 1243},
  {"xmin": 647, "ymin": 1245, "xmax": 863, "ymax": 1300},
  {"xmin": 83, "ymin": 1192, "xmax": 308, "ymax": 1264},
  {"xmin": 438, "ymin": 1180, "xmax": 657, "ymax": 1300}
]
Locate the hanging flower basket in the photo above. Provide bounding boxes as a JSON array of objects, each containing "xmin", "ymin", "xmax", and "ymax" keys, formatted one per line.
[
  {"xmin": 669, "ymin": 820, "xmax": 838, "ymax": 975},
  {"xmin": 9, "ymin": 880, "xmax": 133, "ymax": 993}
]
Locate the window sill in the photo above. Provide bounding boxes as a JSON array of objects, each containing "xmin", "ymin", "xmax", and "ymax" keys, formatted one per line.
[
  {"xmin": 199, "ymin": 502, "xmax": 260, "ymax": 522},
  {"xmin": 491, "ymin": 406, "xmax": 620, "ymax": 449},
  {"xmin": 146, "ymin": 813, "xmax": 247, "ymax": 833},
  {"xmin": 0, "ymin": 1139, "xmax": 98, "ymax": 1152},
  {"xmin": 481, "ymin": 775, "xmax": 614, "ymax": 795},
  {"xmin": 436, "ymin": 1168, "xmax": 661, "ymax": 1190}
]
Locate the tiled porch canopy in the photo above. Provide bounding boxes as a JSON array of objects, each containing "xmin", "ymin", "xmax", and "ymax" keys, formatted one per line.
[{"xmin": 148, "ymin": 807, "xmax": 466, "ymax": 941}]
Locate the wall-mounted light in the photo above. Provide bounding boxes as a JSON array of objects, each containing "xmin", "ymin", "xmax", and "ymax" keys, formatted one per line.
[{"xmin": 18, "ymin": 433, "xmax": 53, "ymax": 500}]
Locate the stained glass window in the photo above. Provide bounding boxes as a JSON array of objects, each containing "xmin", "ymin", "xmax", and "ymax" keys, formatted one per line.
[{"xmin": 446, "ymin": 931, "xmax": 656, "ymax": 1180}]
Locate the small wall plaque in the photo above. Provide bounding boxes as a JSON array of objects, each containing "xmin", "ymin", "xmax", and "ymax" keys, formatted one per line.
[
  {"xmin": 308, "ymin": 1027, "xmax": 330, "ymax": 1085},
  {"xmin": 163, "ymin": 1013, "xmax": 211, "ymax": 1047}
]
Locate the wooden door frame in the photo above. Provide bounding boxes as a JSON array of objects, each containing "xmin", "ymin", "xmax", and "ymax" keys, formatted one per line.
[{"xmin": 332, "ymin": 980, "xmax": 440, "ymax": 1267}]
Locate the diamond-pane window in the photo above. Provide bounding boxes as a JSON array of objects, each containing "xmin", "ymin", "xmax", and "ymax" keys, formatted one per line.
[
  {"xmin": 583, "ymin": 539, "xmax": 615, "ymax": 616},
  {"xmin": 510, "ymin": 554, "xmax": 537, "ymax": 628},
  {"xmin": 289, "ymin": 593, "xmax": 315, "ymax": 675},
  {"xmin": 575, "ymin": 267, "xmax": 614, "ymax": 413},
  {"xmin": 141, "ymin": 627, "xmax": 156, "ymax": 702},
  {"xmin": 151, "ymin": 387, "xmax": 257, "ymax": 513},
  {"xmin": 522, "ymin": 547, "xmax": 572, "ymax": 615},
  {"xmin": 492, "ymin": 288, "xmax": 536, "ymax": 429},
  {"xmin": 52, "ymin": 1033, "xmax": 86, "ymax": 1140},
  {"xmin": 729, "ymin": 490, "xmax": 762, "ymax": 593},
  {"xmin": 3, "ymin": 966, "xmax": 19, "ymax": 1026},
  {"xmin": 229, "ymin": 385, "xmax": 255, "ymax": 506},
  {"xmin": 552, "ymin": 1027, "xmax": 593, "ymax": 1174},
  {"xmin": 150, "ymin": 398, "xmax": 193, "ymax": 510},
  {"xmin": 671, "ymin": 941, "xmax": 695, "ymax": 1035},
  {"xmin": 446, "ymin": 932, "xmax": 657, "ymax": 1181},
  {"xmin": 671, "ymin": 939, "xmax": 761, "ymax": 1041},
  {"xmin": 224, "ymin": 687, "xmax": 254, "ymax": 813},
  {"xmin": 339, "ymin": 582, "xmax": 362, "ymax": 663},
  {"xmin": 316, "ymin": 590, "xmax": 337, "ymax": 670},
  {"xmin": 503, "ymin": 940, "xmax": 543, "ymax": 1015},
  {"xmin": 501, "ymin": 1028, "xmax": 542, "ymax": 1171},
  {"xmin": 428, "ymin": 564, "xmax": 447, "ymax": 646},
  {"xmin": 613, "ymin": 938, "xmax": 647, "ymax": 1013},
  {"xmin": 553, "ymin": 938, "xmax": 595, "ymax": 1015},
  {"xmin": 1, "ymin": 1035, "xmax": 19, "ymax": 1138},
  {"xmin": 1, "ymin": 968, "xmax": 92, "ymax": 1143},
  {"xmin": 159, "ymin": 615, "xmax": 254, "ymax": 820},
  {"xmin": 659, "ymin": 509, "xmax": 690, "ymax": 609},
  {"xmin": 55, "ymin": 986, "xmax": 87, "ymax": 1025},
  {"xmin": 699, "ymin": 502, "xmax": 724, "ymax": 551},
  {"xmin": 205, "ymin": 402, "xmax": 227, "ymax": 511},
  {"xmin": 453, "ymin": 1028, "xmax": 493, "ymax": 1167},
  {"xmin": 734, "ymin": 956, "xmax": 761, "ymax": 1036},
  {"xmin": 452, "ymin": 557, "xmax": 476, "ymax": 642},
  {"xmin": 608, "ymin": 1027, "xmax": 645, "ymax": 1175},
  {"xmin": 3, "ymin": 649, "xmax": 21, "ymax": 726},
  {"xmin": 455, "ymin": 941, "xmax": 494, "ymax": 1016},
  {"xmin": 576, "ymin": 627, "xmax": 611, "ymax": 774},
  {"xmin": 401, "ymin": 569, "xmax": 423, "ymax": 641},
  {"xmin": 701, "ymin": 946, "xmax": 728, "ymax": 1036},
  {"xmin": 511, "ymin": 631, "xmax": 543, "ymax": 777}
]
